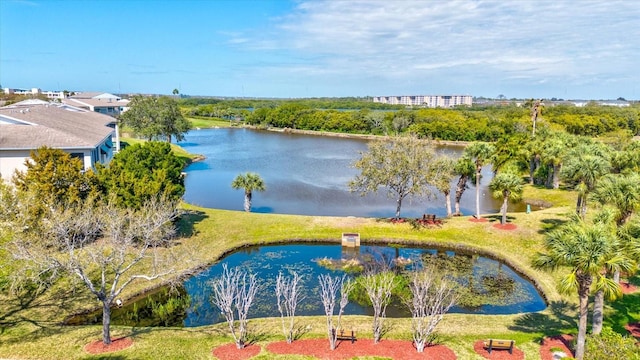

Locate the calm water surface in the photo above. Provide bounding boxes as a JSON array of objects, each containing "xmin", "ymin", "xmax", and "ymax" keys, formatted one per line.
[
  {"xmin": 178, "ymin": 128, "xmax": 504, "ymax": 218},
  {"xmin": 78, "ymin": 243, "xmax": 546, "ymax": 327}
]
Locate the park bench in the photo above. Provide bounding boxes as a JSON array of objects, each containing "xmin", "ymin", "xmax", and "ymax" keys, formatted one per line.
[
  {"xmin": 333, "ymin": 328, "xmax": 357, "ymax": 343},
  {"xmin": 483, "ymin": 339, "xmax": 515, "ymax": 354}
]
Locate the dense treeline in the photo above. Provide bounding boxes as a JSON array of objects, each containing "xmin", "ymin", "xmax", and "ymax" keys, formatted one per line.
[
  {"xmin": 179, "ymin": 97, "xmax": 403, "ymax": 110},
  {"xmin": 182, "ymin": 99, "xmax": 640, "ymax": 141}
]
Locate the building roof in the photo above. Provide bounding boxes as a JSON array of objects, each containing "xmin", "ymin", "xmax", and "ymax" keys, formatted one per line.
[
  {"xmin": 0, "ymin": 103, "xmax": 115, "ymax": 150},
  {"xmin": 63, "ymin": 97, "xmax": 129, "ymax": 109},
  {"xmin": 69, "ymin": 92, "xmax": 105, "ymax": 99}
]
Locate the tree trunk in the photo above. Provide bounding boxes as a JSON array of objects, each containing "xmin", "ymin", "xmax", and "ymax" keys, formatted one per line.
[
  {"xmin": 454, "ymin": 175, "xmax": 467, "ymax": 215},
  {"xmin": 395, "ymin": 197, "xmax": 402, "ymax": 219},
  {"xmin": 445, "ymin": 192, "xmax": 452, "ymax": 217},
  {"xmin": 553, "ymin": 164, "xmax": 561, "ymax": 189},
  {"xmin": 546, "ymin": 168, "xmax": 553, "ymax": 188},
  {"xmin": 529, "ymin": 158, "xmax": 536, "ymax": 185},
  {"xmin": 575, "ymin": 194, "xmax": 583, "ymax": 217},
  {"xmin": 102, "ymin": 300, "xmax": 112, "ymax": 345},
  {"xmin": 592, "ymin": 289, "xmax": 604, "ymax": 335},
  {"xmin": 501, "ymin": 192, "xmax": 509, "ymax": 225},
  {"xmin": 475, "ymin": 168, "xmax": 481, "ymax": 218},
  {"xmin": 580, "ymin": 197, "xmax": 588, "ymax": 219},
  {"xmin": 244, "ymin": 192, "xmax": 252, "ymax": 212},
  {"xmin": 575, "ymin": 275, "xmax": 592, "ymax": 360},
  {"xmin": 613, "ymin": 269, "xmax": 621, "ymax": 283}
]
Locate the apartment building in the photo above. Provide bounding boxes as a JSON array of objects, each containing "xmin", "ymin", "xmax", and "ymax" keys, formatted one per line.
[{"xmin": 373, "ymin": 94, "xmax": 473, "ymax": 108}]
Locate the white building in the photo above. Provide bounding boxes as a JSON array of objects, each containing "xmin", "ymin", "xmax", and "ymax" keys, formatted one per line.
[
  {"xmin": 3, "ymin": 87, "xmax": 66, "ymax": 100},
  {"xmin": 0, "ymin": 100, "xmax": 116, "ymax": 181},
  {"xmin": 373, "ymin": 95, "xmax": 473, "ymax": 108},
  {"xmin": 63, "ymin": 92, "xmax": 130, "ymax": 116}
]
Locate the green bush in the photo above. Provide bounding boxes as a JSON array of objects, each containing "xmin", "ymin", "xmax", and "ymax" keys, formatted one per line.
[{"xmin": 584, "ymin": 327, "xmax": 640, "ymax": 360}]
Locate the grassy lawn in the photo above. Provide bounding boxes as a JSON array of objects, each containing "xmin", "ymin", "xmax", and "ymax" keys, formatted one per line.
[
  {"xmin": 1, "ymin": 161, "xmax": 637, "ymax": 359},
  {"xmin": 186, "ymin": 116, "xmax": 236, "ymax": 129}
]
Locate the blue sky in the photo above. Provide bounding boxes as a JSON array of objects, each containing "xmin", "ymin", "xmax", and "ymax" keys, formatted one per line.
[{"xmin": 1, "ymin": 0, "xmax": 639, "ymax": 99}]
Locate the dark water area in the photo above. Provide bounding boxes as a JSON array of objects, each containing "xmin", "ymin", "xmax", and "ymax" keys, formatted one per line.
[
  {"xmin": 70, "ymin": 243, "xmax": 546, "ymax": 327},
  {"xmin": 178, "ymin": 128, "xmax": 513, "ymax": 218}
]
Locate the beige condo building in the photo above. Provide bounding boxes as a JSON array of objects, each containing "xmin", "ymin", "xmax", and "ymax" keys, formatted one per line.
[{"xmin": 373, "ymin": 94, "xmax": 473, "ymax": 108}]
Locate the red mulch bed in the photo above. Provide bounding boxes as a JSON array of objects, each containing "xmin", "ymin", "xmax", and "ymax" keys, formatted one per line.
[
  {"xmin": 212, "ymin": 343, "xmax": 261, "ymax": 360},
  {"xmin": 473, "ymin": 340, "xmax": 524, "ymax": 360},
  {"xmin": 539, "ymin": 335, "xmax": 574, "ymax": 360},
  {"xmin": 620, "ymin": 281, "xmax": 638, "ymax": 294},
  {"xmin": 469, "ymin": 217, "xmax": 489, "ymax": 223},
  {"xmin": 84, "ymin": 337, "xmax": 133, "ymax": 354},
  {"xmin": 493, "ymin": 223, "xmax": 517, "ymax": 230},
  {"xmin": 266, "ymin": 338, "xmax": 457, "ymax": 360},
  {"xmin": 624, "ymin": 322, "xmax": 640, "ymax": 341}
]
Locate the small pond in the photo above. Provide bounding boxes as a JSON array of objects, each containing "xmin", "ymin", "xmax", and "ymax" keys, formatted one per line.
[{"xmin": 69, "ymin": 243, "xmax": 546, "ymax": 327}]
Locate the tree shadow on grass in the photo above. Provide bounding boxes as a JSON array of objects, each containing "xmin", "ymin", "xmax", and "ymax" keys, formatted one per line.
[
  {"xmin": 508, "ymin": 300, "xmax": 578, "ymax": 341},
  {"xmin": 605, "ymin": 273, "xmax": 640, "ymax": 335},
  {"xmin": 538, "ymin": 218, "xmax": 569, "ymax": 234},
  {"xmin": 175, "ymin": 209, "xmax": 207, "ymax": 237},
  {"xmin": 0, "ymin": 285, "xmax": 93, "ymax": 341}
]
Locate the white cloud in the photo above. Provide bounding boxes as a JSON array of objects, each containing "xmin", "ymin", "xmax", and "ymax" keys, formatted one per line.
[{"xmin": 232, "ymin": 0, "xmax": 640, "ymax": 98}]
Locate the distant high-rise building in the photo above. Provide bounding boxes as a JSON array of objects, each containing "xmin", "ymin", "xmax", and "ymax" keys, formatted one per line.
[{"xmin": 373, "ymin": 95, "xmax": 473, "ymax": 108}]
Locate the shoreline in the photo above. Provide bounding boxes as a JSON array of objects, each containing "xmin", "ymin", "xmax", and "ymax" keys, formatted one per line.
[{"xmin": 240, "ymin": 124, "xmax": 473, "ymax": 146}]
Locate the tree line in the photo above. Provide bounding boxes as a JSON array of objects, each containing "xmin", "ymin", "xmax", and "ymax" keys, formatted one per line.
[{"xmin": 181, "ymin": 100, "xmax": 640, "ymax": 141}]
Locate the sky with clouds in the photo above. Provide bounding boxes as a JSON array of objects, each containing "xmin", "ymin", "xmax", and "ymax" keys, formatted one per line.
[{"xmin": 1, "ymin": 0, "xmax": 638, "ymax": 99}]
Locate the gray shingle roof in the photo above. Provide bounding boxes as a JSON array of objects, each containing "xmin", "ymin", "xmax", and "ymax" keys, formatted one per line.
[{"xmin": 0, "ymin": 104, "xmax": 115, "ymax": 150}]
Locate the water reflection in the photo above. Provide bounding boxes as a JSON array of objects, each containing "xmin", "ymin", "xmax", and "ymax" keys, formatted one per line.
[
  {"xmin": 68, "ymin": 244, "xmax": 546, "ymax": 327},
  {"xmin": 178, "ymin": 128, "xmax": 506, "ymax": 218}
]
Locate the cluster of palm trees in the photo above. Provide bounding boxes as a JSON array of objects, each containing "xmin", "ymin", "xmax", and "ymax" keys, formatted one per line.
[{"xmin": 531, "ymin": 140, "xmax": 640, "ymax": 359}]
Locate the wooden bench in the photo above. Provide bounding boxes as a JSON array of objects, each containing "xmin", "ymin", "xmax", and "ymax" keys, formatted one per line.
[
  {"xmin": 333, "ymin": 328, "xmax": 357, "ymax": 343},
  {"xmin": 483, "ymin": 339, "xmax": 515, "ymax": 354}
]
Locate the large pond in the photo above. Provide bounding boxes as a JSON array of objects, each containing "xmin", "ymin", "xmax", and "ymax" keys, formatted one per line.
[
  {"xmin": 73, "ymin": 243, "xmax": 546, "ymax": 327},
  {"xmin": 177, "ymin": 128, "xmax": 512, "ymax": 218}
]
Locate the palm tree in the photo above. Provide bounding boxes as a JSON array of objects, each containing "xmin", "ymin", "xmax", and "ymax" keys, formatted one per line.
[
  {"xmin": 533, "ymin": 216, "xmax": 621, "ymax": 360},
  {"xmin": 464, "ymin": 142, "xmax": 494, "ymax": 219},
  {"xmin": 588, "ymin": 209, "xmax": 636, "ymax": 335},
  {"xmin": 592, "ymin": 173, "xmax": 640, "ymax": 226},
  {"xmin": 540, "ymin": 132, "xmax": 576, "ymax": 189},
  {"xmin": 561, "ymin": 142, "xmax": 612, "ymax": 218},
  {"xmin": 231, "ymin": 173, "xmax": 266, "ymax": 212},
  {"xmin": 453, "ymin": 156, "xmax": 475, "ymax": 216},
  {"xmin": 431, "ymin": 156, "xmax": 456, "ymax": 217},
  {"xmin": 489, "ymin": 172, "xmax": 524, "ymax": 225},
  {"xmin": 590, "ymin": 173, "xmax": 640, "ymax": 334}
]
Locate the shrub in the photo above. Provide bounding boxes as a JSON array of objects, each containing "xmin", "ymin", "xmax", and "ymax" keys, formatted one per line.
[{"xmin": 584, "ymin": 327, "xmax": 640, "ymax": 360}]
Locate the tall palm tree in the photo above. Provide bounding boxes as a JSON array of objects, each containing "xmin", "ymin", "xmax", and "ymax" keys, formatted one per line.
[
  {"xmin": 430, "ymin": 156, "xmax": 456, "ymax": 217},
  {"xmin": 489, "ymin": 172, "xmax": 524, "ymax": 225},
  {"xmin": 588, "ymin": 209, "xmax": 636, "ymax": 335},
  {"xmin": 464, "ymin": 142, "xmax": 494, "ymax": 219},
  {"xmin": 453, "ymin": 156, "xmax": 475, "ymax": 216},
  {"xmin": 541, "ymin": 132, "xmax": 577, "ymax": 189},
  {"xmin": 533, "ymin": 216, "xmax": 621, "ymax": 360},
  {"xmin": 561, "ymin": 142, "xmax": 612, "ymax": 218},
  {"xmin": 590, "ymin": 173, "xmax": 640, "ymax": 334},
  {"xmin": 231, "ymin": 173, "xmax": 266, "ymax": 212}
]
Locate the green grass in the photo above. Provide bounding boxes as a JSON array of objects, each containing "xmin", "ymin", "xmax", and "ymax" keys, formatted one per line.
[
  {"xmin": 1, "ymin": 157, "xmax": 637, "ymax": 359},
  {"xmin": 186, "ymin": 116, "xmax": 236, "ymax": 129}
]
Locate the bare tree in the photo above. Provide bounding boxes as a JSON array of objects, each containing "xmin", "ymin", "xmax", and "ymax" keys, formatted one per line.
[
  {"xmin": 7, "ymin": 195, "xmax": 184, "ymax": 345},
  {"xmin": 275, "ymin": 271, "xmax": 305, "ymax": 343},
  {"xmin": 407, "ymin": 267, "xmax": 457, "ymax": 353},
  {"xmin": 361, "ymin": 271, "xmax": 396, "ymax": 343},
  {"xmin": 210, "ymin": 264, "xmax": 259, "ymax": 349},
  {"xmin": 318, "ymin": 274, "xmax": 353, "ymax": 350}
]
